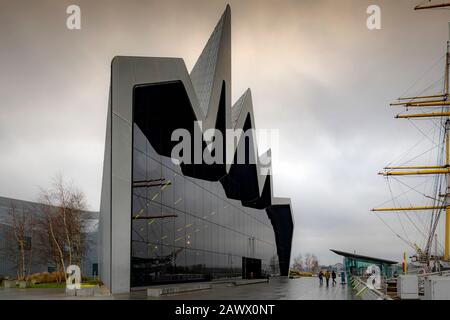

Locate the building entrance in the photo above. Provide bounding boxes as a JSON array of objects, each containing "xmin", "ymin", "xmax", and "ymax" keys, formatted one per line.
[{"xmin": 242, "ymin": 257, "xmax": 262, "ymax": 279}]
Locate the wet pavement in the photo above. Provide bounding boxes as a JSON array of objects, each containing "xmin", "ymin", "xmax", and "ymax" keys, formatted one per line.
[
  {"xmin": 135, "ymin": 277, "xmax": 353, "ymax": 300},
  {"xmin": 0, "ymin": 277, "xmax": 352, "ymax": 300}
]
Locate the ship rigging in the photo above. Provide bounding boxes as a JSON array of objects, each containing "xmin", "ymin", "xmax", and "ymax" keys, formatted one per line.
[{"xmin": 373, "ymin": 22, "xmax": 450, "ymax": 268}]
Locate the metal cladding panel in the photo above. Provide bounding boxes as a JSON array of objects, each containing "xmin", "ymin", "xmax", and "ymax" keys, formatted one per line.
[
  {"xmin": 190, "ymin": 5, "xmax": 231, "ymax": 121},
  {"xmin": 231, "ymin": 90, "xmax": 248, "ymax": 129},
  {"xmin": 110, "ymin": 59, "xmax": 134, "ymax": 294},
  {"xmin": 110, "ymin": 176, "xmax": 132, "ymax": 292},
  {"xmin": 111, "ymin": 57, "xmax": 134, "ymax": 123},
  {"xmin": 111, "ymin": 116, "xmax": 132, "ymax": 181},
  {"xmin": 99, "ymin": 94, "xmax": 112, "ymax": 291},
  {"xmin": 110, "ymin": 115, "xmax": 132, "ymax": 293}
]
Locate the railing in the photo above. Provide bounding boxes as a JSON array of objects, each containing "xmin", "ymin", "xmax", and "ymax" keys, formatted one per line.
[
  {"xmin": 350, "ymin": 276, "xmax": 393, "ymax": 300},
  {"xmin": 415, "ymin": 270, "xmax": 450, "ymax": 277},
  {"xmin": 411, "ymin": 270, "xmax": 450, "ymax": 295}
]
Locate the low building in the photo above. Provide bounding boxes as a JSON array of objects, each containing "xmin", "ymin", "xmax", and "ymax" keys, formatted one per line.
[
  {"xmin": 331, "ymin": 249, "xmax": 400, "ymax": 279},
  {"xmin": 0, "ymin": 196, "xmax": 98, "ymax": 279}
]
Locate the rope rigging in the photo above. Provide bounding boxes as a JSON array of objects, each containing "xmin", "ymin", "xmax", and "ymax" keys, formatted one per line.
[{"xmin": 375, "ymin": 42, "xmax": 450, "ymax": 261}]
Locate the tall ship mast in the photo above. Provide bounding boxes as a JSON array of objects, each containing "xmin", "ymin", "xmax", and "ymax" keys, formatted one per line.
[{"xmin": 373, "ymin": 13, "xmax": 450, "ymax": 269}]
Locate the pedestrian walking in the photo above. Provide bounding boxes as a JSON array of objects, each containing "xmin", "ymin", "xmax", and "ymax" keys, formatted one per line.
[
  {"xmin": 340, "ymin": 271, "xmax": 346, "ymax": 284},
  {"xmin": 324, "ymin": 270, "xmax": 330, "ymax": 287},
  {"xmin": 318, "ymin": 271, "xmax": 323, "ymax": 285},
  {"xmin": 332, "ymin": 270, "xmax": 337, "ymax": 286}
]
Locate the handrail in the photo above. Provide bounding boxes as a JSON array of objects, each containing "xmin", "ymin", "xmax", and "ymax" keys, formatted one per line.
[
  {"xmin": 350, "ymin": 276, "xmax": 393, "ymax": 300},
  {"xmin": 410, "ymin": 270, "xmax": 450, "ymax": 277}
]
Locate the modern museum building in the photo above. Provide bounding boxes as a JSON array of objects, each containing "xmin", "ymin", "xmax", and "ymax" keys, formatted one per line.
[{"xmin": 99, "ymin": 6, "xmax": 294, "ymax": 294}]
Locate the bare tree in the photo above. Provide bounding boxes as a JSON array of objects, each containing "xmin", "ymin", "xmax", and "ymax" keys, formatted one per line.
[
  {"xmin": 37, "ymin": 199, "xmax": 67, "ymax": 281},
  {"xmin": 292, "ymin": 254, "xmax": 304, "ymax": 272},
  {"xmin": 2, "ymin": 203, "xmax": 35, "ymax": 280},
  {"xmin": 304, "ymin": 253, "xmax": 320, "ymax": 273},
  {"xmin": 36, "ymin": 175, "xmax": 88, "ymax": 281}
]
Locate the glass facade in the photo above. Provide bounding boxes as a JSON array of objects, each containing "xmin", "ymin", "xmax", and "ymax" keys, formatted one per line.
[
  {"xmin": 130, "ymin": 123, "xmax": 278, "ymax": 287},
  {"xmin": 343, "ymin": 257, "xmax": 400, "ymax": 279}
]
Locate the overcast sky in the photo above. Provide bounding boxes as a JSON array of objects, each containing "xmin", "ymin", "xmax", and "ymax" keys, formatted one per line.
[{"xmin": 1, "ymin": 0, "xmax": 450, "ymax": 265}]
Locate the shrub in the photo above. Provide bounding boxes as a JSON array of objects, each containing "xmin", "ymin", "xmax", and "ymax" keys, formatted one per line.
[{"xmin": 27, "ymin": 271, "xmax": 65, "ymax": 284}]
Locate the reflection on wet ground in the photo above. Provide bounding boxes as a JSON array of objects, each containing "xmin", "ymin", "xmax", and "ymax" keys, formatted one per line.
[
  {"xmin": 0, "ymin": 277, "xmax": 352, "ymax": 300},
  {"xmin": 123, "ymin": 277, "xmax": 352, "ymax": 300}
]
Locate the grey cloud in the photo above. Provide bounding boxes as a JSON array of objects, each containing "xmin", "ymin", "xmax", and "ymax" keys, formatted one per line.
[{"xmin": 1, "ymin": 0, "xmax": 449, "ymax": 265}]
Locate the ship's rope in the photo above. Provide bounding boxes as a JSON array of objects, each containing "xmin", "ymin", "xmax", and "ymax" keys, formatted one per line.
[
  {"xmin": 375, "ymin": 178, "xmax": 434, "ymax": 208},
  {"xmin": 408, "ymin": 118, "xmax": 440, "ymax": 147},
  {"xmin": 379, "ymin": 134, "xmax": 445, "ymax": 255},
  {"xmin": 430, "ymin": 80, "xmax": 448, "ymax": 253},
  {"xmin": 395, "ymin": 181, "xmax": 431, "ymax": 250},
  {"xmin": 396, "ymin": 76, "xmax": 446, "ymax": 118},
  {"xmin": 378, "ymin": 51, "xmax": 449, "ymax": 257},
  {"xmin": 422, "ymin": 102, "xmax": 447, "ymax": 256},
  {"xmin": 387, "ymin": 177, "xmax": 412, "ymax": 243},
  {"xmin": 387, "ymin": 176, "xmax": 431, "ymax": 249},
  {"xmin": 375, "ymin": 213, "xmax": 417, "ymax": 249},
  {"xmin": 374, "ymin": 175, "xmax": 435, "ymax": 251},
  {"xmin": 385, "ymin": 132, "xmax": 439, "ymax": 169},
  {"xmin": 397, "ymin": 54, "xmax": 445, "ymax": 101},
  {"xmin": 391, "ymin": 176, "xmax": 445, "ymax": 204},
  {"xmin": 394, "ymin": 144, "xmax": 443, "ymax": 169}
]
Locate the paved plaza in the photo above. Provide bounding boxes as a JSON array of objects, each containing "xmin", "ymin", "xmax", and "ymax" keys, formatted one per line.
[{"xmin": 0, "ymin": 277, "xmax": 352, "ymax": 300}]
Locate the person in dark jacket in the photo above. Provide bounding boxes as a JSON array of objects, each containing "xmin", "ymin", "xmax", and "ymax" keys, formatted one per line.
[
  {"xmin": 332, "ymin": 270, "xmax": 337, "ymax": 285},
  {"xmin": 318, "ymin": 271, "xmax": 324, "ymax": 285},
  {"xmin": 340, "ymin": 271, "xmax": 346, "ymax": 284}
]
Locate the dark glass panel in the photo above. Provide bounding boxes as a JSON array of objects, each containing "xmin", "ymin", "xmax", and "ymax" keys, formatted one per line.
[
  {"xmin": 173, "ymin": 245, "xmax": 186, "ymax": 271},
  {"xmin": 184, "ymin": 179, "xmax": 196, "ymax": 217},
  {"xmin": 133, "ymin": 124, "xmax": 147, "ymax": 154},
  {"xmin": 161, "ymin": 164, "xmax": 174, "ymax": 207},
  {"xmin": 146, "ymin": 154, "xmax": 162, "ymax": 183},
  {"xmin": 131, "ymin": 82, "xmax": 280, "ymax": 286},
  {"xmin": 173, "ymin": 172, "xmax": 185, "ymax": 212},
  {"xmin": 160, "ymin": 205, "xmax": 175, "ymax": 248},
  {"xmin": 185, "ymin": 213, "xmax": 195, "ymax": 250},
  {"xmin": 194, "ymin": 216, "xmax": 206, "ymax": 252}
]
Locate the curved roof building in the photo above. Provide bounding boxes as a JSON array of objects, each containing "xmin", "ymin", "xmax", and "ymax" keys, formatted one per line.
[{"xmin": 99, "ymin": 5, "xmax": 294, "ymax": 294}]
